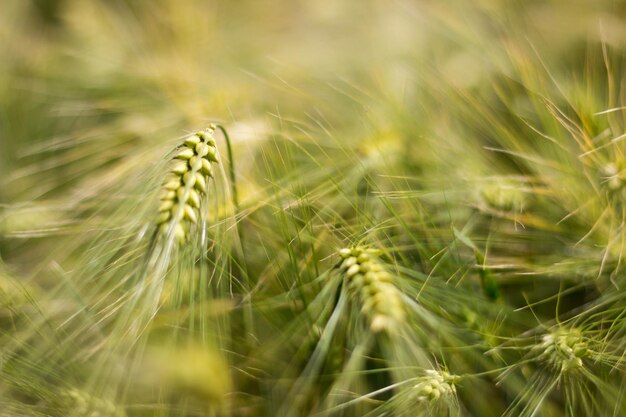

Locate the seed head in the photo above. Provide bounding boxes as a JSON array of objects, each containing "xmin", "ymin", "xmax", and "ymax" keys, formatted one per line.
[
  {"xmin": 535, "ymin": 327, "xmax": 589, "ymax": 373},
  {"xmin": 337, "ymin": 247, "xmax": 404, "ymax": 332},
  {"xmin": 62, "ymin": 389, "xmax": 126, "ymax": 417},
  {"xmin": 157, "ymin": 125, "xmax": 219, "ymax": 243},
  {"xmin": 480, "ymin": 179, "xmax": 525, "ymax": 212},
  {"xmin": 412, "ymin": 369, "xmax": 459, "ymax": 403}
]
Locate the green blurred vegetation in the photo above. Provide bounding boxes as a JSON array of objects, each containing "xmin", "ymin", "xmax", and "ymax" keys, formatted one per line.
[{"xmin": 1, "ymin": 0, "xmax": 626, "ymax": 416}]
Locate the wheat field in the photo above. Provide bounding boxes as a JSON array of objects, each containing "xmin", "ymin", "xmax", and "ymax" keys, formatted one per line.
[{"xmin": 1, "ymin": 1, "xmax": 626, "ymax": 416}]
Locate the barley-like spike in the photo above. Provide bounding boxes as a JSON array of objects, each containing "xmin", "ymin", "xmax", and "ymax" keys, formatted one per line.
[
  {"xmin": 156, "ymin": 124, "xmax": 219, "ymax": 243},
  {"xmin": 534, "ymin": 327, "xmax": 590, "ymax": 373},
  {"xmin": 412, "ymin": 369, "xmax": 460, "ymax": 403},
  {"xmin": 337, "ymin": 246, "xmax": 405, "ymax": 333}
]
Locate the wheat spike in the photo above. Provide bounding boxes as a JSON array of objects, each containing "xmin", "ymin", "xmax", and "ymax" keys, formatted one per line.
[
  {"xmin": 412, "ymin": 369, "xmax": 459, "ymax": 403},
  {"xmin": 338, "ymin": 247, "xmax": 405, "ymax": 332},
  {"xmin": 157, "ymin": 125, "xmax": 219, "ymax": 242},
  {"xmin": 534, "ymin": 327, "xmax": 590, "ymax": 373}
]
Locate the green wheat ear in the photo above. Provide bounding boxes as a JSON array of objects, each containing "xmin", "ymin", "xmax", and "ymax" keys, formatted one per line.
[
  {"xmin": 533, "ymin": 327, "xmax": 591, "ymax": 373},
  {"xmin": 156, "ymin": 125, "xmax": 220, "ymax": 242},
  {"xmin": 412, "ymin": 369, "xmax": 460, "ymax": 403},
  {"xmin": 338, "ymin": 247, "xmax": 405, "ymax": 333}
]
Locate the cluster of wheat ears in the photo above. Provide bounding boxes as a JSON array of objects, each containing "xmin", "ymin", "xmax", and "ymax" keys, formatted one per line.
[{"xmin": 5, "ymin": 111, "xmax": 626, "ymax": 416}]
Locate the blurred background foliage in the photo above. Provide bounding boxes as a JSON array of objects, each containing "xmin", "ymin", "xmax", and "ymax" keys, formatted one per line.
[{"xmin": 2, "ymin": 0, "xmax": 625, "ymax": 266}]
